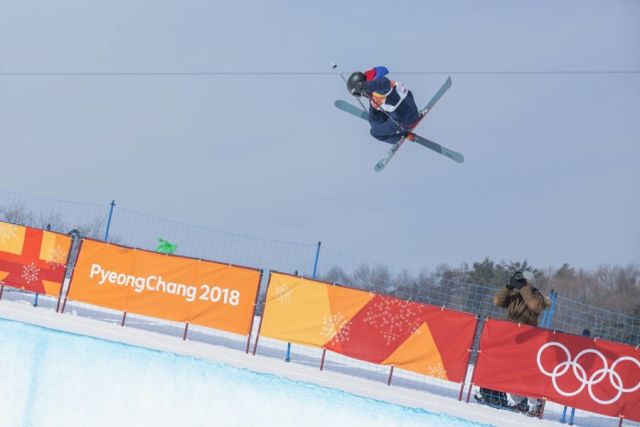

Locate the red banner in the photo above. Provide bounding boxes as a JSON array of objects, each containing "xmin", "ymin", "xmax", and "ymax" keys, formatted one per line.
[
  {"xmin": 0, "ymin": 221, "xmax": 71, "ymax": 296},
  {"xmin": 323, "ymin": 294, "xmax": 477, "ymax": 383},
  {"xmin": 473, "ymin": 319, "xmax": 640, "ymax": 421},
  {"xmin": 260, "ymin": 273, "xmax": 477, "ymax": 382}
]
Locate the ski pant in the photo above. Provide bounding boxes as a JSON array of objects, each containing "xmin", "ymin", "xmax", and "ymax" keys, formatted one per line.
[
  {"xmin": 367, "ymin": 92, "xmax": 420, "ymax": 144},
  {"xmin": 368, "ymin": 111, "xmax": 405, "ymax": 144}
]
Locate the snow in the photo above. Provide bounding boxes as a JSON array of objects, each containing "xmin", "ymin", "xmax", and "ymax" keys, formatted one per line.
[{"xmin": 0, "ymin": 296, "xmax": 634, "ymax": 427}]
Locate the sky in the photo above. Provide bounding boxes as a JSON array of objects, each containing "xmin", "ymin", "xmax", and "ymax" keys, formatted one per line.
[{"xmin": 0, "ymin": 0, "xmax": 638, "ymax": 273}]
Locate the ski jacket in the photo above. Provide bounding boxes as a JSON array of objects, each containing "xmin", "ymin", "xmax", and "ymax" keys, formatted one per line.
[
  {"xmin": 493, "ymin": 284, "xmax": 550, "ymax": 326},
  {"xmin": 364, "ymin": 77, "xmax": 420, "ymax": 126}
]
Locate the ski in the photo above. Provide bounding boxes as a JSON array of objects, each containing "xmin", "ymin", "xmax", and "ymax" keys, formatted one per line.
[
  {"xmin": 421, "ymin": 76, "xmax": 452, "ymax": 115},
  {"xmin": 374, "ymin": 139, "xmax": 405, "ymax": 171},
  {"xmin": 412, "ymin": 134, "xmax": 464, "ymax": 164},
  {"xmin": 334, "ymin": 99, "xmax": 367, "ymax": 120},
  {"xmin": 334, "ymin": 77, "xmax": 462, "ymax": 170},
  {"xmin": 374, "ymin": 76, "xmax": 454, "ymax": 171}
]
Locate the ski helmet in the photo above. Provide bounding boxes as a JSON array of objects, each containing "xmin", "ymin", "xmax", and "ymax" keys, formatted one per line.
[{"xmin": 347, "ymin": 71, "xmax": 366, "ymax": 95}]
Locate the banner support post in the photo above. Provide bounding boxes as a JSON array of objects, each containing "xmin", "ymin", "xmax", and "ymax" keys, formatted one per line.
[
  {"xmin": 386, "ymin": 366, "xmax": 395, "ymax": 386},
  {"xmin": 319, "ymin": 349, "xmax": 327, "ymax": 371},
  {"xmin": 246, "ymin": 270, "xmax": 264, "ymax": 354},
  {"xmin": 182, "ymin": 323, "xmax": 190, "ymax": 340},
  {"xmin": 539, "ymin": 398, "xmax": 547, "ymax": 420},
  {"xmin": 312, "ymin": 241, "xmax": 321, "ymax": 278},
  {"xmin": 57, "ymin": 231, "xmax": 80, "ymax": 313},
  {"xmin": 465, "ymin": 318, "xmax": 488, "ymax": 403},
  {"xmin": 252, "ymin": 271, "xmax": 273, "ymax": 356},
  {"xmin": 285, "ymin": 343, "xmax": 291, "ymax": 362},
  {"xmin": 458, "ymin": 315, "xmax": 482, "ymax": 401},
  {"xmin": 104, "ymin": 200, "xmax": 116, "ymax": 242}
]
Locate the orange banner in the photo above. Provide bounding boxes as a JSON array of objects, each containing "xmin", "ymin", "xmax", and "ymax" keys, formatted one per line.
[
  {"xmin": 67, "ymin": 239, "xmax": 261, "ymax": 335},
  {"xmin": 259, "ymin": 272, "xmax": 477, "ymax": 382},
  {"xmin": 0, "ymin": 221, "xmax": 71, "ymax": 296}
]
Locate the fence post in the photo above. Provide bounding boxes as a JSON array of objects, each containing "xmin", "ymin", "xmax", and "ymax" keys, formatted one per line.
[
  {"xmin": 387, "ymin": 366, "xmax": 395, "ymax": 386},
  {"xmin": 182, "ymin": 323, "xmax": 190, "ymax": 340},
  {"xmin": 104, "ymin": 200, "xmax": 116, "ymax": 242},
  {"xmin": 547, "ymin": 290, "xmax": 558, "ymax": 328},
  {"xmin": 284, "ymin": 343, "xmax": 291, "ymax": 362},
  {"xmin": 312, "ymin": 241, "xmax": 322, "ymax": 278},
  {"xmin": 541, "ymin": 289, "xmax": 557, "ymax": 329}
]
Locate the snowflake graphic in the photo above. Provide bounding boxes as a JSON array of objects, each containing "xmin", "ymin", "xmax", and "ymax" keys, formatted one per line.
[
  {"xmin": 362, "ymin": 298, "xmax": 424, "ymax": 345},
  {"xmin": 273, "ymin": 283, "xmax": 293, "ymax": 304},
  {"xmin": 321, "ymin": 312, "xmax": 351, "ymax": 344},
  {"xmin": 0, "ymin": 223, "xmax": 19, "ymax": 243},
  {"xmin": 21, "ymin": 262, "xmax": 40, "ymax": 284},
  {"xmin": 46, "ymin": 245, "xmax": 66, "ymax": 270},
  {"xmin": 426, "ymin": 364, "xmax": 448, "ymax": 380}
]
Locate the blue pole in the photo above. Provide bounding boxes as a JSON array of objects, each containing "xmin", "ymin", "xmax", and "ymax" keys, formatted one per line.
[
  {"xmin": 542, "ymin": 290, "xmax": 557, "ymax": 328},
  {"xmin": 568, "ymin": 407, "xmax": 576, "ymax": 425},
  {"xmin": 104, "ymin": 200, "xmax": 116, "ymax": 241},
  {"xmin": 540, "ymin": 307, "xmax": 549, "ymax": 328},
  {"xmin": 312, "ymin": 241, "xmax": 322, "ymax": 278},
  {"xmin": 34, "ymin": 293, "xmax": 39, "ymax": 307},
  {"xmin": 547, "ymin": 290, "xmax": 557, "ymax": 328}
]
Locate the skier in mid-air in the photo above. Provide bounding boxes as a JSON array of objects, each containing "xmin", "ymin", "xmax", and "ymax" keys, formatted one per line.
[
  {"xmin": 346, "ymin": 66, "xmax": 421, "ymax": 144},
  {"xmin": 335, "ymin": 65, "xmax": 463, "ymax": 169}
]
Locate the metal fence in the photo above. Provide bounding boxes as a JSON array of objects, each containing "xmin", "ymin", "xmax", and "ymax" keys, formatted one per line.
[{"xmin": 1, "ymin": 189, "xmax": 638, "ymax": 347}]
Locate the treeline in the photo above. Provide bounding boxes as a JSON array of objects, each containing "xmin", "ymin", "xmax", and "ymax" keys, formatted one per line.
[
  {"xmin": 0, "ymin": 202, "xmax": 104, "ymax": 240},
  {"xmin": 323, "ymin": 258, "xmax": 640, "ymax": 320},
  {"xmin": 2, "ymin": 202, "xmax": 638, "ymax": 322}
]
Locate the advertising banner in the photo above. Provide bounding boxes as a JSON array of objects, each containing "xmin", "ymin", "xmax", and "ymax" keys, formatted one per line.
[
  {"xmin": 473, "ymin": 319, "xmax": 640, "ymax": 421},
  {"xmin": 67, "ymin": 239, "xmax": 261, "ymax": 335},
  {"xmin": 0, "ymin": 221, "xmax": 71, "ymax": 296},
  {"xmin": 259, "ymin": 272, "xmax": 477, "ymax": 382}
]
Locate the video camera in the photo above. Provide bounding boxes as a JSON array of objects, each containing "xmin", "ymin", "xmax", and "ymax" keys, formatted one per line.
[{"xmin": 508, "ymin": 271, "xmax": 527, "ymax": 290}]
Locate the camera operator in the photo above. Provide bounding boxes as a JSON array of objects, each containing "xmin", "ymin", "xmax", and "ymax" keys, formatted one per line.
[
  {"xmin": 494, "ymin": 270, "xmax": 549, "ymax": 326},
  {"xmin": 493, "ymin": 270, "xmax": 550, "ymax": 416}
]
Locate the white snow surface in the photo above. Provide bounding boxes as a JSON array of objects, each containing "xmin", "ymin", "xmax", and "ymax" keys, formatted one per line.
[{"xmin": 0, "ymin": 298, "xmax": 631, "ymax": 427}]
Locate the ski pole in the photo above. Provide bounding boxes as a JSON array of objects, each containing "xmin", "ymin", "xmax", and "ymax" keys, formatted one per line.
[{"xmin": 331, "ymin": 62, "xmax": 369, "ymax": 112}]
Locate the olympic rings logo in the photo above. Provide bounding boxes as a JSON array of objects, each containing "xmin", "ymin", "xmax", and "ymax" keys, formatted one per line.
[{"xmin": 536, "ymin": 342, "xmax": 640, "ymax": 405}]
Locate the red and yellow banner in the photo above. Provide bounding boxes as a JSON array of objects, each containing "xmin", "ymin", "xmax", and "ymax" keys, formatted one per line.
[
  {"xmin": 259, "ymin": 272, "xmax": 477, "ymax": 382},
  {"xmin": 0, "ymin": 221, "xmax": 71, "ymax": 296},
  {"xmin": 67, "ymin": 239, "xmax": 261, "ymax": 335},
  {"xmin": 473, "ymin": 319, "xmax": 640, "ymax": 421}
]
